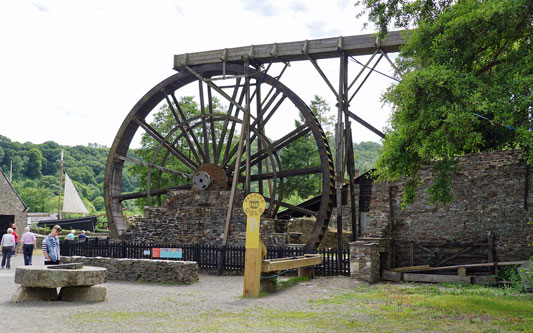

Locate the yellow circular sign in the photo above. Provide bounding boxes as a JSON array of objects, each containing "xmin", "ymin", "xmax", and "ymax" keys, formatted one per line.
[{"xmin": 242, "ymin": 193, "xmax": 266, "ymax": 217}]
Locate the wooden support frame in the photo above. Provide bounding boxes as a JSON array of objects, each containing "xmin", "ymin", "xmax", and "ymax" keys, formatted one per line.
[{"xmin": 174, "ymin": 31, "xmax": 405, "ymax": 68}]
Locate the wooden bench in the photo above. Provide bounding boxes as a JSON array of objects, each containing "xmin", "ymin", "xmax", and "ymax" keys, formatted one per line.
[{"xmin": 260, "ymin": 254, "xmax": 322, "ymax": 292}]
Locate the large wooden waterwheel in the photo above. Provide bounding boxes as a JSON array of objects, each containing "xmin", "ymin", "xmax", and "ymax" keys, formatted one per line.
[{"xmin": 104, "ymin": 63, "xmax": 334, "ymax": 249}]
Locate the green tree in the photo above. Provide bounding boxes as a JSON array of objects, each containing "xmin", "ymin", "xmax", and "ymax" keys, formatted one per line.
[
  {"xmin": 353, "ymin": 141, "xmax": 381, "ymax": 174},
  {"xmin": 24, "ymin": 148, "xmax": 43, "ymax": 179},
  {"xmin": 279, "ymin": 96, "xmax": 336, "ymax": 200},
  {"xmin": 358, "ymin": 0, "xmax": 533, "ymax": 206},
  {"xmin": 17, "ymin": 185, "xmax": 54, "ymax": 212}
]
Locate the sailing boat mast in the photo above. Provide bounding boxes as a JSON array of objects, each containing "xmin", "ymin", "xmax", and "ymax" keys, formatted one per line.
[{"xmin": 58, "ymin": 150, "xmax": 64, "ymax": 220}]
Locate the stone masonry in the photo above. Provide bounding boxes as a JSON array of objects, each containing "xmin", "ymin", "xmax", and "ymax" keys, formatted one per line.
[
  {"xmin": 131, "ymin": 189, "xmax": 287, "ymax": 246},
  {"xmin": 351, "ymin": 150, "xmax": 533, "ymax": 282},
  {"xmin": 61, "ymin": 256, "xmax": 199, "ymax": 284},
  {"xmin": 0, "ymin": 168, "xmax": 27, "ymax": 249}
]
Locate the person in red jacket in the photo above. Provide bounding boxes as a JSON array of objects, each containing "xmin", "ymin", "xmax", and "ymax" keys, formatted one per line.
[{"xmin": 10, "ymin": 224, "xmax": 18, "ymax": 256}]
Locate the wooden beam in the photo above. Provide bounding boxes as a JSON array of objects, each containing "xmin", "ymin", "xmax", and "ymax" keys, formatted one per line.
[
  {"xmin": 390, "ymin": 265, "xmax": 430, "ymax": 273},
  {"xmin": 403, "ymin": 273, "xmax": 471, "ymax": 284},
  {"xmin": 261, "ymin": 254, "xmax": 322, "ymax": 272},
  {"xmin": 426, "ymin": 261, "xmax": 526, "ymax": 271},
  {"xmin": 174, "ymin": 31, "xmax": 407, "ymax": 68}
]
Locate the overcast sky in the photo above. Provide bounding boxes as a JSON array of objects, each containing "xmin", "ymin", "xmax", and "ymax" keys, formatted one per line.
[{"xmin": 0, "ymin": 0, "xmax": 398, "ymax": 148}]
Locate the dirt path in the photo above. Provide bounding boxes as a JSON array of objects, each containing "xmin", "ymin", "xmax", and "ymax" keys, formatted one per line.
[{"xmin": 1, "ymin": 254, "xmax": 359, "ymax": 332}]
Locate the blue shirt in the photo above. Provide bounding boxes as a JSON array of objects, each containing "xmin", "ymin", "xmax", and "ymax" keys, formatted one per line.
[{"xmin": 42, "ymin": 235, "xmax": 60, "ymax": 262}]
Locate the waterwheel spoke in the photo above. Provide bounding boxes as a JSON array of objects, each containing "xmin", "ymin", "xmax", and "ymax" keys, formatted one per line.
[
  {"xmin": 207, "ymin": 85, "xmax": 218, "ymax": 162},
  {"xmin": 198, "ymin": 80, "xmax": 210, "ymax": 163},
  {"xmin": 164, "ymin": 94, "xmax": 202, "ymax": 165},
  {"xmin": 251, "ymin": 90, "xmax": 283, "ymax": 131},
  {"xmin": 170, "ymin": 93, "xmax": 208, "ymax": 162},
  {"xmin": 262, "ymin": 196, "xmax": 318, "ymax": 217},
  {"xmin": 248, "ymin": 92, "xmax": 286, "ymax": 147},
  {"xmin": 214, "ymin": 77, "xmax": 242, "ymax": 164},
  {"xmin": 230, "ymin": 124, "xmax": 311, "ymax": 173},
  {"xmin": 185, "ymin": 65, "xmax": 247, "ymax": 113},
  {"xmin": 134, "ymin": 118, "xmax": 198, "ymax": 171},
  {"xmin": 220, "ymin": 84, "xmax": 247, "ymax": 167}
]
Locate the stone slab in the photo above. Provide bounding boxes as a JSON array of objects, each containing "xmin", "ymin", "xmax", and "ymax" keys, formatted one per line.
[
  {"xmin": 47, "ymin": 263, "xmax": 84, "ymax": 270},
  {"xmin": 11, "ymin": 286, "xmax": 57, "ymax": 303},
  {"xmin": 15, "ymin": 265, "xmax": 107, "ymax": 288},
  {"xmin": 58, "ymin": 285, "xmax": 107, "ymax": 302}
]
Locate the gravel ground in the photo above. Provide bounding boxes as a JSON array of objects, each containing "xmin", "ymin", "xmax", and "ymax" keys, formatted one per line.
[{"xmin": 0, "ymin": 253, "xmax": 360, "ymax": 332}]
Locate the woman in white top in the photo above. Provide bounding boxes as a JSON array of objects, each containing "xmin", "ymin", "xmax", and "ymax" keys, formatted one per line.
[{"xmin": 1, "ymin": 228, "xmax": 16, "ymax": 269}]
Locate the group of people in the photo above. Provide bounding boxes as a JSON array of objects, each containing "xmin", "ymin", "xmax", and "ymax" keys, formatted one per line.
[
  {"xmin": 1, "ymin": 225, "xmax": 88, "ymax": 269},
  {"xmin": 1, "ymin": 224, "xmax": 37, "ymax": 269}
]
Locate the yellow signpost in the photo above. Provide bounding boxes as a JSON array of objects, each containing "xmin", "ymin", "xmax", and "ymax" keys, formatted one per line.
[{"xmin": 242, "ymin": 193, "xmax": 266, "ymax": 298}]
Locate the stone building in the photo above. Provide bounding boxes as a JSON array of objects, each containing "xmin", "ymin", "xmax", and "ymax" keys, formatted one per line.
[
  {"xmin": 0, "ymin": 167, "xmax": 27, "ymax": 240},
  {"xmin": 351, "ymin": 150, "xmax": 533, "ymax": 282}
]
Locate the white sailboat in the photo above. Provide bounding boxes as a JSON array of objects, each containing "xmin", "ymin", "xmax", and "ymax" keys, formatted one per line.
[
  {"xmin": 36, "ymin": 150, "xmax": 97, "ymax": 232},
  {"xmin": 62, "ymin": 173, "xmax": 89, "ymax": 214}
]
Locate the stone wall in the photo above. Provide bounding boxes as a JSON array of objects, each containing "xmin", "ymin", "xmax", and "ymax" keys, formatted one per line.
[
  {"xmin": 61, "ymin": 256, "xmax": 198, "ymax": 284},
  {"xmin": 131, "ymin": 189, "xmax": 287, "ymax": 246},
  {"xmin": 365, "ymin": 150, "xmax": 533, "ymax": 266},
  {"xmin": 0, "ymin": 168, "xmax": 27, "ymax": 244}
]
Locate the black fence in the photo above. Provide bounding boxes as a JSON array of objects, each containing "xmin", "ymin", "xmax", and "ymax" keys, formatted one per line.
[{"xmin": 60, "ymin": 238, "xmax": 350, "ymax": 276}]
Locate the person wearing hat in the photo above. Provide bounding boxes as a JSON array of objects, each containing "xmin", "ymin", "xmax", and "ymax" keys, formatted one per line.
[{"xmin": 42, "ymin": 225, "xmax": 61, "ymax": 265}]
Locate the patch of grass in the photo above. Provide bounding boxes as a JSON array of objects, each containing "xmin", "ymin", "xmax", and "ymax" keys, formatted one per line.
[
  {"xmin": 277, "ymin": 276, "xmax": 310, "ymax": 289},
  {"xmin": 70, "ymin": 282, "xmax": 532, "ymax": 332},
  {"xmin": 312, "ymin": 283, "xmax": 533, "ymax": 331}
]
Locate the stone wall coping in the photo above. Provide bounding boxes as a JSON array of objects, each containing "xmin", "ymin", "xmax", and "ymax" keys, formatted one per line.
[{"xmin": 68, "ymin": 256, "xmax": 197, "ymax": 265}]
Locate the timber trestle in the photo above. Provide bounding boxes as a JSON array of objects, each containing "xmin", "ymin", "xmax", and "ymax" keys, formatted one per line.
[{"xmin": 104, "ymin": 31, "xmax": 406, "ymax": 273}]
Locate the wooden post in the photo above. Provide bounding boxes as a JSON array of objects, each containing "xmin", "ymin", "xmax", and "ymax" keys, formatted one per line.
[
  {"xmin": 488, "ymin": 231, "xmax": 495, "ymax": 274},
  {"xmin": 243, "ymin": 193, "xmax": 266, "ymax": 298},
  {"xmin": 335, "ymin": 52, "xmax": 348, "ymax": 270},
  {"xmin": 58, "ymin": 150, "xmax": 64, "ymax": 220},
  {"xmin": 217, "ymin": 93, "xmax": 250, "ymax": 276},
  {"xmin": 410, "ymin": 242, "xmax": 414, "ymax": 267},
  {"xmin": 487, "ymin": 231, "xmax": 494, "ymax": 263}
]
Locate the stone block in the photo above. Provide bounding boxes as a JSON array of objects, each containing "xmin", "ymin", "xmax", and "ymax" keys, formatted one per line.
[
  {"xmin": 11, "ymin": 286, "xmax": 58, "ymax": 303},
  {"xmin": 15, "ymin": 266, "xmax": 107, "ymax": 288},
  {"xmin": 58, "ymin": 285, "xmax": 107, "ymax": 302}
]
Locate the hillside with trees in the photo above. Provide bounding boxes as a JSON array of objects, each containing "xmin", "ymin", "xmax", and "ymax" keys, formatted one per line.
[{"xmin": 0, "ymin": 136, "xmax": 139, "ymax": 216}]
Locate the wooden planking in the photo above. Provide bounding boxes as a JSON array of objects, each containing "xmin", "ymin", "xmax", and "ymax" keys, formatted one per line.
[
  {"xmin": 403, "ymin": 273, "xmax": 472, "ymax": 284},
  {"xmin": 390, "ymin": 265, "xmax": 430, "ymax": 273},
  {"xmin": 425, "ymin": 261, "xmax": 526, "ymax": 272},
  {"xmin": 261, "ymin": 254, "xmax": 322, "ymax": 272},
  {"xmin": 174, "ymin": 31, "xmax": 406, "ymax": 68}
]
